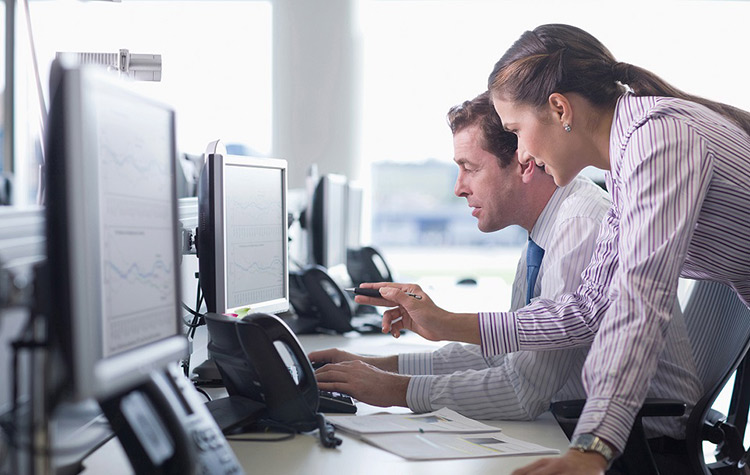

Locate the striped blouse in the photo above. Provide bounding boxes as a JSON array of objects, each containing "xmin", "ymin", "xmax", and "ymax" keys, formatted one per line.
[{"xmin": 478, "ymin": 93, "xmax": 750, "ymax": 452}]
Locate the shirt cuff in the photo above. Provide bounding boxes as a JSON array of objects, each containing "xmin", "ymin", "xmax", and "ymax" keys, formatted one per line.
[
  {"xmin": 398, "ymin": 352, "xmax": 433, "ymax": 375},
  {"xmin": 479, "ymin": 311, "xmax": 520, "ymax": 357},
  {"xmin": 405, "ymin": 375, "xmax": 434, "ymax": 413},
  {"xmin": 572, "ymin": 396, "xmax": 637, "ymax": 453}
]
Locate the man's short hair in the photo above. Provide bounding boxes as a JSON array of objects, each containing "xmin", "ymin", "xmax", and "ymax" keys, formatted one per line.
[{"xmin": 446, "ymin": 91, "xmax": 518, "ymax": 167}]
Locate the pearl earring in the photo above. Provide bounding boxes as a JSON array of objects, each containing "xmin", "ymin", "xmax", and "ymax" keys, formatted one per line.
[{"xmin": 563, "ymin": 123, "xmax": 572, "ymax": 133}]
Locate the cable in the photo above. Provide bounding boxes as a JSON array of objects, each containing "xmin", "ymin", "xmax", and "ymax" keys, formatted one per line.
[
  {"xmin": 182, "ymin": 279, "xmax": 204, "ymax": 378},
  {"xmin": 226, "ymin": 419, "xmax": 296, "ymax": 443},
  {"xmin": 181, "ymin": 302, "xmax": 203, "ymax": 319},
  {"xmin": 226, "ymin": 431, "xmax": 296, "ymax": 443},
  {"xmin": 315, "ymin": 413, "xmax": 342, "ymax": 449},
  {"xmin": 188, "ymin": 281, "xmax": 204, "ymax": 340},
  {"xmin": 194, "ymin": 386, "xmax": 212, "ymax": 402},
  {"xmin": 180, "ymin": 278, "xmax": 206, "ymax": 380}
]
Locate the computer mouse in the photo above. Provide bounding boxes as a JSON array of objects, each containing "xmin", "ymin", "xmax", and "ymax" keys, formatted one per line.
[{"xmin": 456, "ymin": 277, "xmax": 478, "ymax": 285}]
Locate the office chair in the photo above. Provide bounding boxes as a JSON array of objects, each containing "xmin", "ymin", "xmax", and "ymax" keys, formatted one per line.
[{"xmin": 552, "ymin": 279, "xmax": 750, "ymax": 475}]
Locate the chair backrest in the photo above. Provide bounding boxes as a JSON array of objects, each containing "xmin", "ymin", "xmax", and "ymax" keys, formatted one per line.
[
  {"xmin": 683, "ymin": 280, "xmax": 750, "ymax": 397},
  {"xmin": 680, "ymin": 279, "xmax": 750, "ymax": 474}
]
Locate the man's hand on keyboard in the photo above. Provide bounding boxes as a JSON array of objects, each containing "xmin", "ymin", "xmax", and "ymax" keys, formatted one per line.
[
  {"xmin": 308, "ymin": 348, "xmax": 398, "ymax": 373},
  {"xmin": 314, "ymin": 360, "xmax": 410, "ymax": 408}
]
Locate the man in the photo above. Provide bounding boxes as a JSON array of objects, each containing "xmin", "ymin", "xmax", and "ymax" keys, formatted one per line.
[
  {"xmin": 310, "ymin": 90, "xmax": 607, "ymax": 420},
  {"xmin": 311, "ymin": 92, "xmax": 699, "ymax": 448}
]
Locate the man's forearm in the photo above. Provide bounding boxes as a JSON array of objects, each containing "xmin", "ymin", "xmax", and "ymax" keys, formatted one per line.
[
  {"xmin": 364, "ymin": 355, "xmax": 399, "ymax": 373},
  {"xmin": 451, "ymin": 313, "xmax": 481, "ymax": 344}
]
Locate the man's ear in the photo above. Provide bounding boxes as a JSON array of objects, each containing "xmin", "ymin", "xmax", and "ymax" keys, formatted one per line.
[
  {"xmin": 548, "ymin": 93, "xmax": 573, "ymax": 128},
  {"xmin": 519, "ymin": 159, "xmax": 537, "ymax": 184}
]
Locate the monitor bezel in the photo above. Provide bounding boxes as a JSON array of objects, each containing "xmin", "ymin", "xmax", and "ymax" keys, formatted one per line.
[
  {"xmin": 310, "ymin": 173, "xmax": 348, "ymax": 270},
  {"xmin": 46, "ymin": 61, "xmax": 187, "ymax": 402},
  {"xmin": 205, "ymin": 153, "xmax": 290, "ymax": 316}
]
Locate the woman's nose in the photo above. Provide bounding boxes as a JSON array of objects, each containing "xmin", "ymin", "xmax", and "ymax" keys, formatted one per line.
[{"xmin": 517, "ymin": 148, "xmax": 532, "ymax": 165}]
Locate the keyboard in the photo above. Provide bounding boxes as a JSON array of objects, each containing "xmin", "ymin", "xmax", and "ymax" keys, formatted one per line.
[{"xmin": 318, "ymin": 390, "xmax": 357, "ymax": 414}]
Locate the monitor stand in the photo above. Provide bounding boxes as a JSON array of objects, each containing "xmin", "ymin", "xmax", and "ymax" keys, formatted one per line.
[
  {"xmin": 277, "ymin": 310, "xmax": 320, "ymax": 335},
  {"xmin": 192, "ymin": 357, "xmax": 223, "ymax": 384},
  {"xmin": 205, "ymin": 396, "xmax": 266, "ymax": 434}
]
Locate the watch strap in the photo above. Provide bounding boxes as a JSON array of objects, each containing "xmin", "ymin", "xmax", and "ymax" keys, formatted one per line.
[{"xmin": 570, "ymin": 433, "xmax": 616, "ymax": 468}]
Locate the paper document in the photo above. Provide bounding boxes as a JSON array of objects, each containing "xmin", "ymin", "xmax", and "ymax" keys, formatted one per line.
[
  {"xmin": 327, "ymin": 407, "xmax": 497, "ymax": 436},
  {"xmin": 362, "ymin": 431, "xmax": 560, "ymax": 461}
]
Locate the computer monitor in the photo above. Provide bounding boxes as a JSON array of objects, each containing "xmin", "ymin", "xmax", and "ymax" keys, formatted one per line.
[
  {"xmin": 45, "ymin": 59, "xmax": 187, "ymax": 402},
  {"xmin": 345, "ymin": 182, "xmax": 363, "ymax": 250},
  {"xmin": 308, "ymin": 174, "xmax": 350, "ymax": 287},
  {"xmin": 196, "ymin": 153, "xmax": 289, "ymax": 316}
]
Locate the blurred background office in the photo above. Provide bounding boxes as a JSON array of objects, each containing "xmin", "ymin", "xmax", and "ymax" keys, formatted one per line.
[
  {"xmin": 5, "ymin": 0, "xmax": 750, "ymax": 276},
  {"xmin": 3, "ymin": 0, "xmax": 747, "ymax": 284}
]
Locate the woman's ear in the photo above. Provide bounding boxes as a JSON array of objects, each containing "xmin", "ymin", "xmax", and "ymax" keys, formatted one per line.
[{"xmin": 548, "ymin": 93, "xmax": 573, "ymax": 129}]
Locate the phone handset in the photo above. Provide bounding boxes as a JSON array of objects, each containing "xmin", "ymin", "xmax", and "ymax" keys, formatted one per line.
[
  {"xmin": 206, "ymin": 312, "xmax": 343, "ymax": 448},
  {"xmin": 300, "ymin": 265, "xmax": 353, "ymax": 332},
  {"xmin": 236, "ymin": 314, "xmax": 341, "ymax": 447},
  {"xmin": 346, "ymin": 246, "xmax": 393, "ymax": 286},
  {"xmin": 235, "ymin": 314, "xmax": 320, "ymax": 420}
]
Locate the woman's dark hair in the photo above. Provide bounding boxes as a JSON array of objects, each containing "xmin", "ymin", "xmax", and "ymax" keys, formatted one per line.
[
  {"xmin": 446, "ymin": 91, "xmax": 518, "ymax": 167},
  {"xmin": 488, "ymin": 24, "xmax": 750, "ymax": 136}
]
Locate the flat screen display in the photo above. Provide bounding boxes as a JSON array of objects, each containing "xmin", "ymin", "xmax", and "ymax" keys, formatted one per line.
[
  {"xmin": 94, "ymin": 89, "xmax": 179, "ymax": 357},
  {"xmin": 224, "ymin": 162, "xmax": 287, "ymax": 311}
]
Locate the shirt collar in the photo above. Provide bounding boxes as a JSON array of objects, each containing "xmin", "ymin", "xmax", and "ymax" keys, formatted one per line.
[
  {"xmin": 610, "ymin": 92, "xmax": 657, "ymax": 166},
  {"xmin": 529, "ymin": 177, "xmax": 584, "ymax": 250}
]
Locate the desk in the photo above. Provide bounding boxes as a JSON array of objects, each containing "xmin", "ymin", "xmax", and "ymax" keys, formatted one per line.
[{"xmin": 81, "ymin": 331, "xmax": 571, "ymax": 474}]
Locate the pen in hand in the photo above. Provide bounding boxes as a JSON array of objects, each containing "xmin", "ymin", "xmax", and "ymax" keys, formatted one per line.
[
  {"xmin": 345, "ymin": 287, "xmax": 423, "ymax": 300},
  {"xmin": 345, "ymin": 287, "xmax": 382, "ymax": 298}
]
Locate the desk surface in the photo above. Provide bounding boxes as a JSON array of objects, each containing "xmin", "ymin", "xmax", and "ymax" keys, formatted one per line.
[{"xmin": 81, "ymin": 331, "xmax": 571, "ymax": 475}]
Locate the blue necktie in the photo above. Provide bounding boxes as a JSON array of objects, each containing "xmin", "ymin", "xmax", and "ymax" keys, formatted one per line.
[{"xmin": 526, "ymin": 238, "xmax": 545, "ymax": 305}]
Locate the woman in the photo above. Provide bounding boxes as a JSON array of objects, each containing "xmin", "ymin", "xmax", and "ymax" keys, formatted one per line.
[{"xmin": 358, "ymin": 24, "xmax": 750, "ymax": 474}]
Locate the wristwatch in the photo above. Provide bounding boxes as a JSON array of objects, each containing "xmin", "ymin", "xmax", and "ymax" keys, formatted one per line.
[{"xmin": 570, "ymin": 433, "xmax": 617, "ymax": 468}]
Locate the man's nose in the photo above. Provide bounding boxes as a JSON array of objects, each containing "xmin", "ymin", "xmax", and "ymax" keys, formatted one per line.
[{"xmin": 454, "ymin": 174, "xmax": 468, "ymax": 197}]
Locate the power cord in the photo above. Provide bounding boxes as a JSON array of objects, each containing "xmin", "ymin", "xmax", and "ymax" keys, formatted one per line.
[
  {"xmin": 226, "ymin": 416, "xmax": 341, "ymax": 449},
  {"xmin": 225, "ymin": 422, "xmax": 296, "ymax": 443},
  {"xmin": 194, "ymin": 386, "xmax": 212, "ymax": 402},
  {"xmin": 181, "ymin": 278, "xmax": 205, "ymax": 378},
  {"xmin": 315, "ymin": 413, "xmax": 342, "ymax": 449}
]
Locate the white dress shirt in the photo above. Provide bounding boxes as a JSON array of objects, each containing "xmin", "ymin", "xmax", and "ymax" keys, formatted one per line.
[{"xmin": 399, "ymin": 176, "xmax": 608, "ymax": 419}]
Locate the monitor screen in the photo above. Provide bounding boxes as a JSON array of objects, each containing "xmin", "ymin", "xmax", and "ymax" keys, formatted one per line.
[
  {"xmin": 309, "ymin": 174, "xmax": 348, "ymax": 270},
  {"xmin": 197, "ymin": 154, "xmax": 289, "ymax": 316},
  {"xmin": 45, "ymin": 59, "xmax": 187, "ymax": 401}
]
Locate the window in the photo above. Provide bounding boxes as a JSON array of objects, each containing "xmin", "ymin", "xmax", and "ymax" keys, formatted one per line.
[
  {"xmin": 359, "ymin": 0, "xmax": 750, "ymax": 283},
  {"xmin": 15, "ymin": 0, "xmax": 272, "ymax": 204}
]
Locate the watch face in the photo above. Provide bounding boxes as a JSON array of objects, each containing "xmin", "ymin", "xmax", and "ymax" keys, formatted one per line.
[
  {"xmin": 572, "ymin": 434, "xmax": 595, "ymax": 448},
  {"xmin": 572, "ymin": 434, "xmax": 614, "ymax": 462}
]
